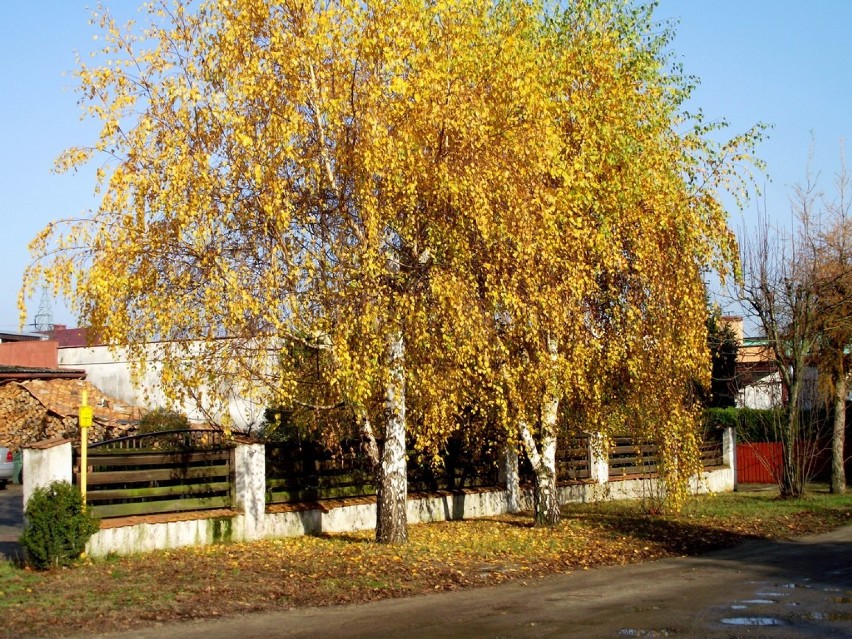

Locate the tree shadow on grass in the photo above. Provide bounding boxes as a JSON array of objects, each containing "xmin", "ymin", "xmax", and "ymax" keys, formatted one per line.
[
  {"xmin": 316, "ymin": 507, "xmax": 761, "ymax": 555},
  {"xmin": 315, "ymin": 532, "xmax": 377, "ymax": 544},
  {"xmin": 562, "ymin": 508, "xmax": 757, "ymax": 556}
]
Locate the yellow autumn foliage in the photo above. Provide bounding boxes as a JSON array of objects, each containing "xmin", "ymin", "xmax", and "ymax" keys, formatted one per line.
[{"xmin": 23, "ymin": 0, "xmax": 763, "ymax": 513}]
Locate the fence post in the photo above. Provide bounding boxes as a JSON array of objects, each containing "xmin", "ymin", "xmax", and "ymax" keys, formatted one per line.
[
  {"xmin": 588, "ymin": 433, "xmax": 609, "ymax": 485},
  {"xmin": 234, "ymin": 443, "xmax": 266, "ymax": 541},
  {"xmin": 22, "ymin": 438, "xmax": 74, "ymax": 510},
  {"xmin": 722, "ymin": 427, "xmax": 735, "ymax": 467},
  {"xmin": 722, "ymin": 426, "xmax": 737, "ymax": 490}
]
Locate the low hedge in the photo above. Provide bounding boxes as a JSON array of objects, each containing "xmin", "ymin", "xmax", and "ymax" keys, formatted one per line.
[{"xmin": 703, "ymin": 407, "xmax": 782, "ymax": 442}]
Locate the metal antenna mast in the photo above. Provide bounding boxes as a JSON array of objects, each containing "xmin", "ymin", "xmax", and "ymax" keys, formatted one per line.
[{"xmin": 33, "ymin": 288, "xmax": 55, "ymax": 333}]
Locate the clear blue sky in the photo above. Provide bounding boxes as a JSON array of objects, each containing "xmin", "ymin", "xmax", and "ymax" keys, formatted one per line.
[{"xmin": 1, "ymin": 1, "xmax": 850, "ymax": 333}]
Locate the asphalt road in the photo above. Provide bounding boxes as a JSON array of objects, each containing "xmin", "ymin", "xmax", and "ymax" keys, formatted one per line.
[
  {"xmin": 0, "ymin": 484, "xmax": 23, "ymax": 562},
  {"xmin": 83, "ymin": 524, "xmax": 852, "ymax": 639}
]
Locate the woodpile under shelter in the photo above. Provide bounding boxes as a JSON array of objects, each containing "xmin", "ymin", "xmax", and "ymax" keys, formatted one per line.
[{"xmin": 0, "ymin": 366, "xmax": 142, "ymax": 450}]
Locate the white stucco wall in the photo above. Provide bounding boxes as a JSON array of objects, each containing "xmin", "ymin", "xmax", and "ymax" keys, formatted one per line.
[
  {"xmin": 736, "ymin": 368, "xmax": 819, "ymax": 411},
  {"xmin": 58, "ymin": 343, "xmax": 266, "ymax": 431},
  {"xmin": 737, "ymin": 371, "xmax": 783, "ymax": 410},
  {"xmin": 22, "ymin": 439, "xmax": 73, "ymax": 508}
]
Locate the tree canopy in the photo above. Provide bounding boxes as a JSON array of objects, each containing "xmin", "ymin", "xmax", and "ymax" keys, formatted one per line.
[{"xmin": 24, "ymin": 0, "xmax": 763, "ymax": 534}]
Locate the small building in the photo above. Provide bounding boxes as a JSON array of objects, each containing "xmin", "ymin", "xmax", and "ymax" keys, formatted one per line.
[
  {"xmin": 723, "ymin": 317, "xmax": 819, "ymax": 410},
  {"xmin": 0, "ymin": 372, "xmax": 142, "ymax": 450}
]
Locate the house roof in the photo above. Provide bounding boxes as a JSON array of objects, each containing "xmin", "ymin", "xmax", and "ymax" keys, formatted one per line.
[
  {"xmin": 49, "ymin": 326, "xmax": 96, "ymax": 348},
  {"xmin": 0, "ymin": 365, "xmax": 86, "ymax": 381},
  {"xmin": 0, "ymin": 331, "xmax": 45, "ymax": 343}
]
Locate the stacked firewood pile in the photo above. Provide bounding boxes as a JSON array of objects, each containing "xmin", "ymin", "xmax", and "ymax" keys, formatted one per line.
[{"xmin": 0, "ymin": 379, "xmax": 142, "ymax": 450}]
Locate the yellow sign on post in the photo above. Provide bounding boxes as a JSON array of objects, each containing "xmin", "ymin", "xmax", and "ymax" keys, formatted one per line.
[
  {"xmin": 79, "ymin": 390, "xmax": 91, "ymax": 504},
  {"xmin": 79, "ymin": 406, "xmax": 93, "ymax": 428}
]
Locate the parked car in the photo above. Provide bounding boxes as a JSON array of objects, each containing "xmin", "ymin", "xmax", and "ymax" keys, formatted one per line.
[{"xmin": 0, "ymin": 448, "xmax": 14, "ymax": 488}]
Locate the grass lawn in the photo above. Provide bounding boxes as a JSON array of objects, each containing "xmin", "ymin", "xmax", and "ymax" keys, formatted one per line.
[{"xmin": 5, "ymin": 485, "xmax": 851, "ymax": 638}]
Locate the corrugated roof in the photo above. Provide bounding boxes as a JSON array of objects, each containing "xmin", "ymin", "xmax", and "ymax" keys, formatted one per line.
[
  {"xmin": 0, "ymin": 365, "xmax": 86, "ymax": 380},
  {"xmin": 0, "ymin": 331, "xmax": 47, "ymax": 342},
  {"xmin": 0, "ymin": 332, "xmax": 46, "ymax": 343},
  {"xmin": 19, "ymin": 378, "xmax": 144, "ymax": 428}
]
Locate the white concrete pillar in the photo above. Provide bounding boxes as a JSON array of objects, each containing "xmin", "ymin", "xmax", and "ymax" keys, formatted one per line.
[
  {"xmin": 234, "ymin": 443, "xmax": 266, "ymax": 540},
  {"xmin": 589, "ymin": 433, "xmax": 609, "ymax": 485},
  {"xmin": 22, "ymin": 438, "xmax": 74, "ymax": 509},
  {"xmin": 499, "ymin": 444, "xmax": 521, "ymax": 513},
  {"xmin": 722, "ymin": 426, "xmax": 736, "ymax": 491},
  {"xmin": 722, "ymin": 427, "xmax": 735, "ymax": 467}
]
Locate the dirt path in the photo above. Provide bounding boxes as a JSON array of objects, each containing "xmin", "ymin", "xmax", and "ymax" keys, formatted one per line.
[{"xmin": 82, "ymin": 524, "xmax": 852, "ymax": 639}]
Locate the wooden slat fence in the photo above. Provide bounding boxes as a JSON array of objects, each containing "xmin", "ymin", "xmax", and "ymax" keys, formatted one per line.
[
  {"xmin": 265, "ymin": 440, "xmax": 373, "ymax": 504},
  {"xmin": 265, "ymin": 434, "xmax": 595, "ymax": 506},
  {"xmin": 265, "ymin": 437, "xmax": 504, "ymax": 505},
  {"xmin": 699, "ymin": 439, "xmax": 724, "ymax": 468},
  {"xmin": 73, "ymin": 430, "xmax": 729, "ymax": 514},
  {"xmin": 409, "ymin": 436, "xmax": 501, "ymax": 492},
  {"xmin": 74, "ymin": 429, "xmax": 234, "ymax": 519},
  {"xmin": 608, "ymin": 436, "xmax": 658, "ymax": 478},
  {"xmin": 266, "ymin": 433, "xmax": 727, "ymax": 504},
  {"xmin": 557, "ymin": 435, "xmax": 592, "ymax": 481}
]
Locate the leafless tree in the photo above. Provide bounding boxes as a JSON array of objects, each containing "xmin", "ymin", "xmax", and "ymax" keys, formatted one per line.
[
  {"xmin": 739, "ymin": 150, "xmax": 852, "ymax": 496},
  {"xmin": 739, "ymin": 181, "xmax": 823, "ymax": 498},
  {"xmin": 809, "ymin": 154, "xmax": 852, "ymax": 493}
]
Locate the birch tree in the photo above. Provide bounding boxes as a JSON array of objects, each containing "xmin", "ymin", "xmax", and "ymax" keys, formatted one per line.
[
  {"xmin": 23, "ymin": 0, "xmax": 761, "ymax": 536},
  {"xmin": 470, "ymin": 1, "xmax": 762, "ymax": 524},
  {"xmin": 21, "ymin": 0, "xmax": 576, "ymax": 542}
]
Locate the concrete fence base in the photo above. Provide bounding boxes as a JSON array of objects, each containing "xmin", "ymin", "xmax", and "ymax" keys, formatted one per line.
[{"xmin": 24, "ymin": 429, "xmax": 736, "ymax": 558}]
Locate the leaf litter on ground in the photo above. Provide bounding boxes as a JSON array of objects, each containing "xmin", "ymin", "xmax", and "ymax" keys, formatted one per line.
[{"xmin": 4, "ymin": 488, "xmax": 851, "ymax": 639}]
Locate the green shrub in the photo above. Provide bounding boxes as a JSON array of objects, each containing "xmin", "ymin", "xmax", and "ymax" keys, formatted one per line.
[
  {"xmin": 702, "ymin": 407, "xmax": 783, "ymax": 442},
  {"xmin": 20, "ymin": 481, "xmax": 100, "ymax": 570},
  {"xmin": 138, "ymin": 407, "xmax": 190, "ymax": 433}
]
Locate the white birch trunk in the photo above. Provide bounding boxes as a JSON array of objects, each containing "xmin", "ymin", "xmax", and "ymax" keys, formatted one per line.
[
  {"xmin": 519, "ymin": 339, "xmax": 561, "ymax": 525},
  {"xmin": 589, "ymin": 432, "xmax": 609, "ymax": 485},
  {"xmin": 539, "ymin": 384, "xmax": 560, "ymax": 525},
  {"xmin": 358, "ymin": 413, "xmax": 381, "ymax": 470},
  {"xmin": 519, "ymin": 414, "xmax": 559, "ymax": 526},
  {"xmin": 375, "ymin": 330, "xmax": 408, "ymax": 544}
]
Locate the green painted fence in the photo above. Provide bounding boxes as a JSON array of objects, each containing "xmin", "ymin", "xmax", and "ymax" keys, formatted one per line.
[{"xmin": 74, "ymin": 430, "xmax": 234, "ymax": 519}]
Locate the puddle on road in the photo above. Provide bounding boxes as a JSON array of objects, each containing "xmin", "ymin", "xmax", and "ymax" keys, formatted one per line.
[
  {"xmin": 616, "ymin": 628, "xmax": 677, "ymax": 637},
  {"xmin": 792, "ymin": 611, "xmax": 852, "ymax": 622},
  {"xmin": 720, "ymin": 617, "xmax": 784, "ymax": 627},
  {"xmin": 729, "ymin": 598, "xmax": 777, "ymax": 610}
]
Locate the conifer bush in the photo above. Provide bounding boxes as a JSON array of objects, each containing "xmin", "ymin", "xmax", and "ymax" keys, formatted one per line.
[{"xmin": 20, "ymin": 481, "xmax": 100, "ymax": 570}]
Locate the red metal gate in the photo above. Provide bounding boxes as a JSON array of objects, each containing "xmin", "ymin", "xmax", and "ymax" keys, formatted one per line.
[{"xmin": 737, "ymin": 442, "xmax": 783, "ymax": 484}]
